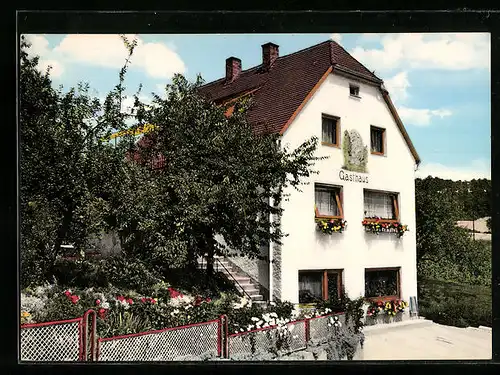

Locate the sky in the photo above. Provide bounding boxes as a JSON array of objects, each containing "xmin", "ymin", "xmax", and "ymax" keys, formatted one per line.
[{"xmin": 23, "ymin": 33, "xmax": 491, "ymax": 181}]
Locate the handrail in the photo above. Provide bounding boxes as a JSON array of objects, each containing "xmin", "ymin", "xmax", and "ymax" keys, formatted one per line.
[{"xmin": 201, "ymin": 255, "xmax": 253, "ymax": 301}]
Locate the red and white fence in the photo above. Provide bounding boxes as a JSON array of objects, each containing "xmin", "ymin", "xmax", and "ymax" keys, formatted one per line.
[
  {"xmin": 227, "ymin": 313, "xmax": 344, "ymax": 358},
  {"xmin": 96, "ymin": 316, "xmax": 226, "ymax": 361},
  {"xmin": 20, "ymin": 311, "xmax": 346, "ymax": 361},
  {"xmin": 20, "ymin": 309, "xmax": 96, "ymax": 362}
]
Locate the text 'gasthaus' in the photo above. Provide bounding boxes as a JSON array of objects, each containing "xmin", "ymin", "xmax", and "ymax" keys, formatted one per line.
[{"xmin": 339, "ymin": 170, "xmax": 368, "ymax": 183}]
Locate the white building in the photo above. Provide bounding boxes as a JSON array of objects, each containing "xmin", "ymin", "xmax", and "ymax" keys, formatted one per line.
[{"xmin": 199, "ymin": 40, "xmax": 420, "ymax": 308}]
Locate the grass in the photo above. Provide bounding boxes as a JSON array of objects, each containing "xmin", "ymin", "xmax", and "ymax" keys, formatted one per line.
[{"xmin": 418, "ymin": 277, "xmax": 492, "ymax": 328}]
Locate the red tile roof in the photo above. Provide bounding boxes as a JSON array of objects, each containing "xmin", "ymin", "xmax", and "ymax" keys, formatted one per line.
[
  {"xmin": 198, "ymin": 40, "xmax": 381, "ymax": 135},
  {"xmin": 198, "ymin": 39, "xmax": 421, "ymax": 165}
]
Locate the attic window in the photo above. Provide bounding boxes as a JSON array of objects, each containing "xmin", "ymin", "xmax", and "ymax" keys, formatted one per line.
[{"xmin": 349, "ymin": 84, "xmax": 360, "ymax": 97}]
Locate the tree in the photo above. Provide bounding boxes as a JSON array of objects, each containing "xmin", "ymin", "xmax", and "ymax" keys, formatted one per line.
[
  {"xmin": 127, "ymin": 74, "xmax": 322, "ymax": 278},
  {"xmin": 19, "ymin": 36, "xmax": 136, "ymax": 286}
]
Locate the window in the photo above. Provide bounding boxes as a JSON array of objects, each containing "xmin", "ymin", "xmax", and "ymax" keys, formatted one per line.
[
  {"xmin": 364, "ymin": 190, "xmax": 399, "ymax": 220},
  {"xmin": 370, "ymin": 126, "xmax": 385, "ymax": 155},
  {"xmin": 315, "ymin": 184, "xmax": 343, "ymax": 218},
  {"xmin": 349, "ymin": 84, "xmax": 360, "ymax": 97},
  {"xmin": 365, "ymin": 268, "xmax": 400, "ymax": 299},
  {"xmin": 321, "ymin": 115, "xmax": 340, "ymax": 147},
  {"xmin": 299, "ymin": 270, "xmax": 343, "ymax": 303}
]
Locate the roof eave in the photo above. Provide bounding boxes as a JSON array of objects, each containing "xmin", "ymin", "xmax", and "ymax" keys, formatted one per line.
[
  {"xmin": 332, "ymin": 65, "xmax": 383, "ymax": 86},
  {"xmin": 381, "ymin": 89, "xmax": 421, "ymax": 166}
]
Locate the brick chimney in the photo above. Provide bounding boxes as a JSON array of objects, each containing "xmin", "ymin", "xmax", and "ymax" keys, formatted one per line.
[
  {"xmin": 262, "ymin": 42, "xmax": 279, "ymax": 70},
  {"xmin": 225, "ymin": 57, "xmax": 242, "ymax": 82}
]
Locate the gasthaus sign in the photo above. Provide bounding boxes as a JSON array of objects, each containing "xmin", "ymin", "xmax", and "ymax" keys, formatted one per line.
[{"xmin": 339, "ymin": 169, "xmax": 368, "ymax": 183}]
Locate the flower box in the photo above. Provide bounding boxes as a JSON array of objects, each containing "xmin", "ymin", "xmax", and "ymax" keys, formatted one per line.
[
  {"xmin": 365, "ymin": 299, "xmax": 408, "ymax": 325},
  {"xmin": 316, "ymin": 218, "xmax": 347, "ymax": 235},
  {"xmin": 361, "ymin": 217, "xmax": 409, "ymax": 238}
]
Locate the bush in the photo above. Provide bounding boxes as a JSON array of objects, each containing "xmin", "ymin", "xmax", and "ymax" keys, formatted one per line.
[
  {"xmin": 51, "ymin": 256, "xmax": 162, "ymax": 293},
  {"xmin": 418, "ymin": 278, "xmax": 492, "ymax": 328}
]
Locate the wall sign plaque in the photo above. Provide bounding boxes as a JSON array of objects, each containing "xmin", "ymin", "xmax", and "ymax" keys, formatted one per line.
[{"xmin": 342, "ymin": 129, "xmax": 368, "ymax": 173}]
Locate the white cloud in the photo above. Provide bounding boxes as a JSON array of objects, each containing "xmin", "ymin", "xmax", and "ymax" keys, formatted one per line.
[
  {"xmin": 24, "ymin": 35, "xmax": 64, "ymax": 78},
  {"xmin": 398, "ymin": 106, "xmax": 452, "ymax": 126},
  {"xmin": 351, "ymin": 33, "xmax": 490, "ymax": 73},
  {"xmin": 23, "ymin": 34, "xmax": 186, "ymax": 79},
  {"xmin": 330, "ymin": 34, "xmax": 342, "ymax": 43},
  {"xmin": 384, "ymin": 71, "xmax": 410, "ymax": 102},
  {"xmin": 416, "ymin": 159, "xmax": 490, "ymax": 181}
]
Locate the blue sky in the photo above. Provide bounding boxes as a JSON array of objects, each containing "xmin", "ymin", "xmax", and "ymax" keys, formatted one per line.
[{"xmin": 24, "ymin": 33, "xmax": 491, "ymax": 181}]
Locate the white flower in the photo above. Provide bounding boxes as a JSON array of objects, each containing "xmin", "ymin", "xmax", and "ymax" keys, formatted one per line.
[
  {"xmin": 270, "ymin": 313, "xmax": 278, "ymax": 318},
  {"xmin": 325, "ymin": 308, "xmax": 332, "ymax": 313},
  {"xmin": 170, "ymin": 311, "xmax": 175, "ymax": 316},
  {"xmin": 240, "ymin": 328, "xmax": 244, "ymax": 332},
  {"xmin": 269, "ymin": 302, "xmax": 276, "ymax": 306},
  {"xmin": 101, "ymin": 302, "xmax": 110, "ymax": 309},
  {"xmin": 251, "ymin": 317, "xmax": 260, "ymax": 322},
  {"xmin": 256, "ymin": 320, "xmax": 263, "ymax": 326}
]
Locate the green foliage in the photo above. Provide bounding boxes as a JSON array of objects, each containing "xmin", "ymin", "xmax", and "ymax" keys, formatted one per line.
[
  {"xmin": 418, "ymin": 278, "xmax": 491, "ymax": 328},
  {"xmin": 415, "ymin": 177, "xmax": 491, "ymax": 286},
  {"xmin": 20, "ymin": 36, "xmax": 135, "ymax": 288},
  {"xmin": 51, "ymin": 256, "xmax": 163, "ymax": 293}
]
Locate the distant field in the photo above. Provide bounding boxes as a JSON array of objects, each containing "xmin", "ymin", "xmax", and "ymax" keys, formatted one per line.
[{"xmin": 418, "ymin": 278, "xmax": 492, "ymax": 328}]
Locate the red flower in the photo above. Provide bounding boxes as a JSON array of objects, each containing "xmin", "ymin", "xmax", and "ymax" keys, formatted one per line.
[
  {"xmin": 205, "ymin": 297, "xmax": 211, "ymax": 303},
  {"xmin": 70, "ymin": 295, "xmax": 80, "ymax": 304},
  {"xmin": 140, "ymin": 297, "xmax": 147, "ymax": 303},
  {"xmin": 96, "ymin": 299, "xmax": 101, "ymax": 305},
  {"xmin": 127, "ymin": 298, "xmax": 133, "ymax": 304},
  {"xmin": 116, "ymin": 296, "xmax": 125, "ymax": 302},
  {"xmin": 64, "ymin": 290, "xmax": 71, "ymax": 297},
  {"xmin": 98, "ymin": 308, "xmax": 107, "ymax": 319}
]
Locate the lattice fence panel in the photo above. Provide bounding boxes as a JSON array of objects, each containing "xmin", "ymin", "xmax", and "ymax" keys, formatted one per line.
[
  {"xmin": 20, "ymin": 321, "xmax": 81, "ymax": 362},
  {"xmin": 309, "ymin": 314, "xmax": 345, "ymax": 344},
  {"xmin": 228, "ymin": 320, "xmax": 307, "ymax": 358},
  {"xmin": 97, "ymin": 321, "xmax": 219, "ymax": 361}
]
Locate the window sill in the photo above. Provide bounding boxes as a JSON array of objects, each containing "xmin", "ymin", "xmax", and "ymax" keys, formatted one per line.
[
  {"xmin": 321, "ymin": 141, "xmax": 340, "ymax": 148},
  {"xmin": 371, "ymin": 151, "xmax": 385, "ymax": 156},
  {"xmin": 363, "ymin": 218, "xmax": 398, "ymax": 223},
  {"xmin": 364, "ymin": 296, "xmax": 400, "ymax": 303},
  {"xmin": 315, "ymin": 216, "xmax": 344, "ymax": 221}
]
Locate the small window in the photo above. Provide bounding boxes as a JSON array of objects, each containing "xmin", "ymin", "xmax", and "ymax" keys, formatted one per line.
[
  {"xmin": 299, "ymin": 270, "xmax": 343, "ymax": 303},
  {"xmin": 315, "ymin": 184, "xmax": 343, "ymax": 218},
  {"xmin": 364, "ymin": 190, "xmax": 399, "ymax": 220},
  {"xmin": 321, "ymin": 115, "xmax": 340, "ymax": 146},
  {"xmin": 365, "ymin": 268, "xmax": 400, "ymax": 299},
  {"xmin": 371, "ymin": 126, "xmax": 385, "ymax": 155},
  {"xmin": 349, "ymin": 84, "xmax": 360, "ymax": 97}
]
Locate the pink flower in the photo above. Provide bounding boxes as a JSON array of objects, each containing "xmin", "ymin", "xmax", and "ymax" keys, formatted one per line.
[
  {"xmin": 64, "ymin": 290, "xmax": 71, "ymax": 297},
  {"xmin": 70, "ymin": 295, "xmax": 80, "ymax": 304},
  {"xmin": 98, "ymin": 308, "xmax": 107, "ymax": 319},
  {"xmin": 127, "ymin": 298, "xmax": 133, "ymax": 304},
  {"xmin": 96, "ymin": 299, "xmax": 101, "ymax": 305},
  {"xmin": 140, "ymin": 297, "xmax": 147, "ymax": 303},
  {"xmin": 116, "ymin": 296, "xmax": 125, "ymax": 302},
  {"xmin": 205, "ymin": 297, "xmax": 211, "ymax": 303}
]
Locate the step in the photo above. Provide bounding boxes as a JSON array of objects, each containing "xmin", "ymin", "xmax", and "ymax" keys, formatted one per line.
[
  {"xmin": 248, "ymin": 294, "xmax": 264, "ymax": 301},
  {"xmin": 237, "ymin": 287, "xmax": 260, "ymax": 296}
]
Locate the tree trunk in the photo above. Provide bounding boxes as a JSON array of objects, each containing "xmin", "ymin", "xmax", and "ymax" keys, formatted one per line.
[{"xmin": 48, "ymin": 207, "xmax": 74, "ymax": 279}]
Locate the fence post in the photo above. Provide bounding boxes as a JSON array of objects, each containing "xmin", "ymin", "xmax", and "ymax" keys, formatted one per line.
[
  {"xmin": 305, "ymin": 318, "xmax": 310, "ymax": 347},
  {"xmin": 82, "ymin": 309, "xmax": 97, "ymax": 361}
]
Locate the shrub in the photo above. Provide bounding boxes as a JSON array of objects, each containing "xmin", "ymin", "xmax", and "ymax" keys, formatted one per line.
[
  {"xmin": 418, "ymin": 278, "xmax": 492, "ymax": 328},
  {"xmin": 51, "ymin": 256, "xmax": 163, "ymax": 293}
]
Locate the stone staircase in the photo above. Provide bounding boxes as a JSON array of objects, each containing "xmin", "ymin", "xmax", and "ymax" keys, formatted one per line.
[{"xmin": 197, "ymin": 256, "xmax": 266, "ymax": 306}]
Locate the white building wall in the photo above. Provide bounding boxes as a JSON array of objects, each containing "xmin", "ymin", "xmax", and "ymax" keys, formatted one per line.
[{"xmin": 277, "ymin": 73, "xmax": 418, "ymax": 303}]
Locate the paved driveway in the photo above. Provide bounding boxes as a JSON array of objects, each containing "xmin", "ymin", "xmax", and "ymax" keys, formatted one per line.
[{"xmin": 355, "ymin": 319, "xmax": 492, "ymax": 360}]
